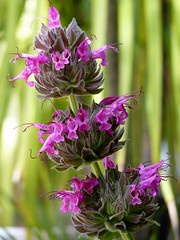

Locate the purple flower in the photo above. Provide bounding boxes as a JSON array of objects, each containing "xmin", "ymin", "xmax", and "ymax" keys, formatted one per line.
[
  {"xmin": 10, "ymin": 53, "xmax": 50, "ymax": 87},
  {"xmin": 138, "ymin": 160, "xmax": 165, "ymax": 197},
  {"xmin": 49, "ymin": 190, "xmax": 81, "ymax": 214},
  {"xmin": 98, "ymin": 96, "xmax": 119, "ymax": 106},
  {"xmin": 48, "ymin": 6, "xmax": 61, "ymax": 29},
  {"xmin": 107, "ymin": 96, "xmax": 131, "ymax": 123},
  {"xmin": 129, "ymin": 184, "xmax": 145, "ymax": 205},
  {"xmin": 32, "ymin": 121, "xmax": 66, "ymax": 155},
  {"xmin": 95, "ymin": 108, "xmax": 112, "ymax": 131},
  {"xmin": 70, "ymin": 177, "xmax": 99, "ymax": 194},
  {"xmin": 60, "ymin": 193, "xmax": 81, "ymax": 214},
  {"xmin": 128, "ymin": 160, "xmax": 170, "ymax": 205},
  {"xmin": 76, "ymin": 38, "xmax": 118, "ymax": 66},
  {"xmin": 76, "ymin": 108, "xmax": 90, "ymax": 132},
  {"xmin": 95, "ymin": 95, "xmax": 134, "ymax": 132},
  {"xmin": 67, "ymin": 117, "xmax": 78, "ymax": 140},
  {"xmin": 92, "ymin": 45, "xmax": 118, "ymax": 66},
  {"xmin": 76, "ymin": 37, "xmax": 91, "ymax": 62},
  {"xmin": 33, "ymin": 123, "xmax": 54, "ymax": 143},
  {"xmin": 103, "ymin": 156, "xmax": 116, "ymax": 169},
  {"xmin": 49, "ymin": 176, "xmax": 99, "ymax": 215},
  {"xmin": 70, "ymin": 177, "xmax": 84, "ymax": 192},
  {"xmin": 82, "ymin": 178, "xmax": 99, "ymax": 194},
  {"xmin": 52, "ymin": 49, "xmax": 71, "ymax": 70},
  {"xmin": 39, "ymin": 135, "xmax": 59, "ymax": 155}
]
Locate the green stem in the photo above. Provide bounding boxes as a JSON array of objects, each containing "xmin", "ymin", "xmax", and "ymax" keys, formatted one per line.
[
  {"xmin": 68, "ymin": 94, "xmax": 78, "ymax": 114},
  {"xmin": 92, "ymin": 162, "xmax": 103, "ymax": 177},
  {"xmin": 92, "ymin": 162, "xmax": 105, "ymax": 185},
  {"xmin": 120, "ymin": 232, "xmax": 135, "ymax": 240}
]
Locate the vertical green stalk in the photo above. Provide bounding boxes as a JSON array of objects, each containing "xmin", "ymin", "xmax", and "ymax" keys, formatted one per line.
[
  {"xmin": 68, "ymin": 94, "xmax": 78, "ymax": 114},
  {"xmin": 144, "ymin": 0, "xmax": 162, "ymax": 164},
  {"xmin": 92, "ymin": 161, "xmax": 105, "ymax": 184},
  {"xmin": 116, "ymin": 0, "xmax": 134, "ymax": 167}
]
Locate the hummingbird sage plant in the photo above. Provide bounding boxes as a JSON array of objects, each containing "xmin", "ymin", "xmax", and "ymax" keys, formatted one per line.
[{"xmin": 10, "ymin": 5, "xmax": 171, "ymax": 240}]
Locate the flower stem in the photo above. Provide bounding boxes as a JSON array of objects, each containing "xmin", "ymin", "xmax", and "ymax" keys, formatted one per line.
[
  {"xmin": 120, "ymin": 232, "xmax": 135, "ymax": 240},
  {"xmin": 68, "ymin": 94, "xmax": 78, "ymax": 114},
  {"xmin": 92, "ymin": 162, "xmax": 105, "ymax": 185}
]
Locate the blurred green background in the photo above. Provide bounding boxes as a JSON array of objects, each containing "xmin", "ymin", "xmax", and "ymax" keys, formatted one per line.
[{"xmin": 0, "ymin": 0, "xmax": 179, "ymax": 239}]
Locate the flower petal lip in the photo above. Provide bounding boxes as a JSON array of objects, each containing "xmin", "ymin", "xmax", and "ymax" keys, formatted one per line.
[
  {"xmin": 103, "ymin": 156, "xmax": 116, "ymax": 169},
  {"xmin": 51, "ymin": 49, "xmax": 71, "ymax": 70},
  {"xmin": 76, "ymin": 37, "xmax": 119, "ymax": 66},
  {"xmin": 48, "ymin": 175, "xmax": 99, "ymax": 215},
  {"xmin": 10, "ymin": 53, "xmax": 50, "ymax": 87},
  {"xmin": 48, "ymin": 6, "xmax": 61, "ymax": 29}
]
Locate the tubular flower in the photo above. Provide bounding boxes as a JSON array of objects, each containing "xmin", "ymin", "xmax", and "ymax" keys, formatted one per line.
[
  {"xmin": 48, "ymin": 175, "xmax": 99, "ymax": 215},
  {"xmin": 51, "ymin": 49, "xmax": 71, "ymax": 70},
  {"xmin": 30, "ymin": 95, "xmax": 135, "ymax": 170},
  {"xmin": 103, "ymin": 156, "xmax": 116, "ymax": 169},
  {"xmin": 48, "ymin": 6, "xmax": 61, "ymax": 29},
  {"xmin": 76, "ymin": 37, "xmax": 118, "ymax": 66},
  {"xmin": 72, "ymin": 161, "xmax": 170, "ymax": 239},
  {"xmin": 137, "ymin": 160, "xmax": 168, "ymax": 198},
  {"xmin": 10, "ymin": 53, "xmax": 50, "ymax": 87}
]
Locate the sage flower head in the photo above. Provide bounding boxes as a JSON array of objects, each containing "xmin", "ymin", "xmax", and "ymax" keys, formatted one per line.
[
  {"xmin": 71, "ymin": 160, "xmax": 170, "ymax": 239},
  {"xmin": 10, "ymin": 6, "xmax": 119, "ymax": 98},
  {"xmin": 30, "ymin": 94, "xmax": 135, "ymax": 171}
]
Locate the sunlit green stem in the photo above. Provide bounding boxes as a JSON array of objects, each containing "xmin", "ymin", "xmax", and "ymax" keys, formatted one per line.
[
  {"xmin": 120, "ymin": 232, "xmax": 135, "ymax": 240},
  {"xmin": 68, "ymin": 94, "xmax": 78, "ymax": 114},
  {"xmin": 92, "ymin": 161, "xmax": 105, "ymax": 184}
]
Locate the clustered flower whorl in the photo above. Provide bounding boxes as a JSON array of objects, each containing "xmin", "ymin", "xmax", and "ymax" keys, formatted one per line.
[
  {"xmin": 29, "ymin": 95, "xmax": 135, "ymax": 171},
  {"xmin": 48, "ymin": 159, "xmax": 169, "ymax": 239},
  {"xmin": 71, "ymin": 160, "xmax": 169, "ymax": 239},
  {"xmin": 34, "ymin": 19, "xmax": 104, "ymax": 98},
  {"xmin": 10, "ymin": 6, "xmax": 118, "ymax": 98}
]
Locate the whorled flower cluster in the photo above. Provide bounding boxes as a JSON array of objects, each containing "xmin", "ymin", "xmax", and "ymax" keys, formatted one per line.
[
  {"xmin": 49, "ymin": 157, "xmax": 170, "ymax": 239},
  {"xmin": 10, "ymin": 6, "xmax": 118, "ymax": 98},
  {"xmin": 26, "ymin": 94, "xmax": 136, "ymax": 170}
]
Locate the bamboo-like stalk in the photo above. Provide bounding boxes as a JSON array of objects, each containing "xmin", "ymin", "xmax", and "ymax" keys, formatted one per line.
[
  {"xmin": 144, "ymin": 1, "xmax": 179, "ymax": 240},
  {"xmin": 0, "ymin": 0, "xmax": 20, "ymax": 226},
  {"xmin": 116, "ymin": 0, "xmax": 134, "ymax": 167},
  {"xmin": 168, "ymin": 0, "xmax": 180, "ymax": 239},
  {"xmin": 144, "ymin": 0, "xmax": 162, "ymax": 163}
]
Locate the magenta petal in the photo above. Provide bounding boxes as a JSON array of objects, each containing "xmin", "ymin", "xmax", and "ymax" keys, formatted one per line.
[
  {"xmin": 48, "ymin": 6, "xmax": 61, "ymax": 29},
  {"xmin": 52, "ymin": 49, "xmax": 71, "ymax": 70},
  {"xmin": 103, "ymin": 156, "xmax": 116, "ymax": 169},
  {"xmin": 92, "ymin": 45, "xmax": 118, "ymax": 66},
  {"xmin": 76, "ymin": 37, "xmax": 91, "ymax": 62}
]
